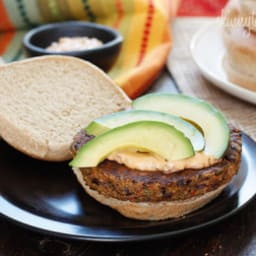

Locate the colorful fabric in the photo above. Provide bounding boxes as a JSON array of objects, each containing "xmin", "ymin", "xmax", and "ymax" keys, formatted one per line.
[
  {"xmin": 0, "ymin": 0, "xmax": 178, "ymax": 99},
  {"xmin": 178, "ymin": 0, "xmax": 228, "ymax": 16}
]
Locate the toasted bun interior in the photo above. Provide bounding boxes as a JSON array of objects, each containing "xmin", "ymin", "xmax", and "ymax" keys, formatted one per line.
[
  {"xmin": 73, "ymin": 167, "xmax": 225, "ymax": 220},
  {"xmin": 0, "ymin": 56, "xmax": 131, "ymax": 161}
]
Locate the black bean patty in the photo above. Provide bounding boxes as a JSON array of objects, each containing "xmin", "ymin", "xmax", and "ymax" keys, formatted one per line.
[{"xmin": 71, "ymin": 128, "xmax": 242, "ymax": 202}]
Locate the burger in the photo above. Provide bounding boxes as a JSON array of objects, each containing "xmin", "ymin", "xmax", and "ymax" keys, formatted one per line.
[{"xmin": 69, "ymin": 93, "xmax": 242, "ymax": 220}]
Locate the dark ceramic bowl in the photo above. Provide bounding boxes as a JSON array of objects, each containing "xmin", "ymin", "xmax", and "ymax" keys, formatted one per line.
[{"xmin": 23, "ymin": 21, "xmax": 123, "ymax": 71}]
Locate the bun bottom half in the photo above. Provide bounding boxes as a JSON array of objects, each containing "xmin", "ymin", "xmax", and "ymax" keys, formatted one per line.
[{"xmin": 73, "ymin": 167, "xmax": 225, "ymax": 221}]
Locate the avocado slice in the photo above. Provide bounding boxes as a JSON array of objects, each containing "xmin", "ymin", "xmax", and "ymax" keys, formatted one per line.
[
  {"xmin": 70, "ymin": 121, "xmax": 194, "ymax": 168},
  {"xmin": 132, "ymin": 93, "xmax": 230, "ymax": 159},
  {"xmin": 86, "ymin": 109, "xmax": 204, "ymax": 151}
]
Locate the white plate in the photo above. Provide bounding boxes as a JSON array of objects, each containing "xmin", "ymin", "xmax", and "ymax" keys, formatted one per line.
[{"xmin": 190, "ymin": 21, "xmax": 256, "ymax": 105}]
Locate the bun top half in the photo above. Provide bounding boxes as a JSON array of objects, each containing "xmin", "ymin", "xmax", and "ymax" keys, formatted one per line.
[{"xmin": 0, "ymin": 55, "xmax": 131, "ymax": 161}]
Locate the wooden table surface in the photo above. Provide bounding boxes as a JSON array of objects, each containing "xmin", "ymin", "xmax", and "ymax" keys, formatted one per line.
[{"xmin": 0, "ymin": 69, "xmax": 256, "ymax": 256}]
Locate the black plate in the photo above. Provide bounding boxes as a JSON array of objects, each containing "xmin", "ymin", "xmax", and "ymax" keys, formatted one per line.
[{"xmin": 0, "ymin": 134, "xmax": 256, "ymax": 242}]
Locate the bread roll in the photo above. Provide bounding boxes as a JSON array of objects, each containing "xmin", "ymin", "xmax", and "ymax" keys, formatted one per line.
[
  {"xmin": 0, "ymin": 56, "xmax": 131, "ymax": 161},
  {"xmin": 222, "ymin": 25, "xmax": 256, "ymax": 91},
  {"xmin": 222, "ymin": 0, "xmax": 256, "ymax": 91}
]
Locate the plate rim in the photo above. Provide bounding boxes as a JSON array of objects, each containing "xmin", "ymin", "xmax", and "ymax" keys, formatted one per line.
[
  {"xmin": 0, "ymin": 133, "xmax": 256, "ymax": 242},
  {"xmin": 190, "ymin": 20, "xmax": 256, "ymax": 105}
]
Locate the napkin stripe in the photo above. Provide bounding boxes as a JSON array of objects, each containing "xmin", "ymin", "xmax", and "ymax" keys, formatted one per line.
[
  {"xmin": 82, "ymin": 0, "xmax": 96, "ymax": 22},
  {"xmin": 66, "ymin": 0, "xmax": 88, "ymax": 20},
  {"xmin": 37, "ymin": 0, "xmax": 58, "ymax": 22},
  {"xmin": 88, "ymin": 0, "xmax": 105, "ymax": 23},
  {"xmin": 1, "ymin": 31, "xmax": 25, "ymax": 61},
  {"xmin": 55, "ymin": 0, "xmax": 73, "ymax": 20},
  {"xmin": 136, "ymin": 0, "xmax": 154, "ymax": 65},
  {"xmin": 0, "ymin": 32, "xmax": 15, "ymax": 54},
  {"xmin": 113, "ymin": 0, "xmax": 124, "ymax": 29},
  {"xmin": 23, "ymin": 0, "xmax": 44, "ymax": 25},
  {"xmin": 15, "ymin": 0, "xmax": 35, "ymax": 27},
  {"xmin": 0, "ymin": 1, "xmax": 15, "ymax": 31},
  {"xmin": 112, "ymin": 0, "xmax": 141, "ymax": 71},
  {"xmin": 108, "ymin": 0, "xmax": 133, "ymax": 78},
  {"xmin": 5, "ymin": 46, "xmax": 23, "ymax": 62},
  {"xmin": 47, "ymin": 0, "xmax": 64, "ymax": 20},
  {"xmin": 1, "ymin": 1, "xmax": 28, "ymax": 30}
]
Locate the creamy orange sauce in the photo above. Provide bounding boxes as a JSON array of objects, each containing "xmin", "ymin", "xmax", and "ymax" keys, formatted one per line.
[{"xmin": 107, "ymin": 149, "xmax": 219, "ymax": 173}]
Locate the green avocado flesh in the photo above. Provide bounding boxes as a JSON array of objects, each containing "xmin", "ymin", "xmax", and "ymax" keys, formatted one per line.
[
  {"xmin": 132, "ymin": 93, "xmax": 230, "ymax": 159},
  {"xmin": 70, "ymin": 121, "xmax": 194, "ymax": 168},
  {"xmin": 85, "ymin": 110, "xmax": 204, "ymax": 151}
]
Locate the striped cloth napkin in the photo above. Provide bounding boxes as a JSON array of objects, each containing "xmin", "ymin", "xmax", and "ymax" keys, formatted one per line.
[{"xmin": 0, "ymin": 0, "xmax": 180, "ymax": 99}]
